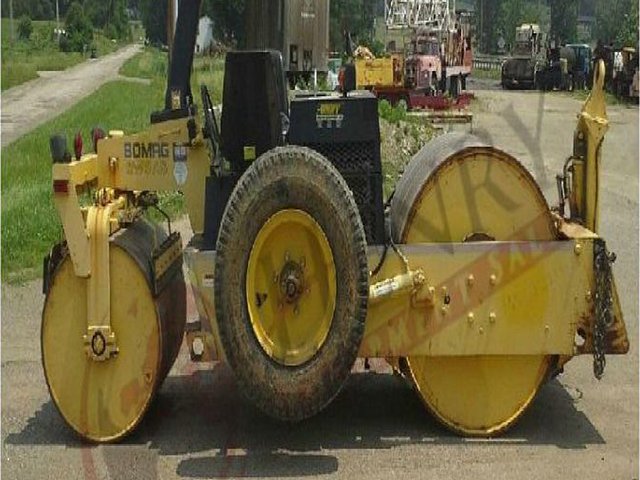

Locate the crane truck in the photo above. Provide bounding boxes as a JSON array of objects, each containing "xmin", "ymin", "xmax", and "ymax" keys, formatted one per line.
[{"xmin": 355, "ymin": 0, "xmax": 473, "ymax": 110}]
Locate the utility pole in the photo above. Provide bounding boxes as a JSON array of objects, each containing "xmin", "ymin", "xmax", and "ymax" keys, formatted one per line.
[
  {"xmin": 9, "ymin": 0, "xmax": 14, "ymax": 44},
  {"xmin": 167, "ymin": 0, "xmax": 177, "ymax": 61},
  {"xmin": 56, "ymin": 0, "xmax": 60, "ymax": 42},
  {"xmin": 479, "ymin": 0, "xmax": 483, "ymax": 53}
]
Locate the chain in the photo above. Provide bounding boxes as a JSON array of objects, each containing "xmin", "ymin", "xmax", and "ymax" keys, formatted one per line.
[{"xmin": 593, "ymin": 238, "xmax": 613, "ymax": 380}]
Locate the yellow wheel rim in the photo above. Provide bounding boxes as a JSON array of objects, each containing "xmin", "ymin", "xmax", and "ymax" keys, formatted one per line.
[
  {"xmin": 246, "ymin": 209, "xmax": 336, "ymax": 366},
  {"xmin": 42, "ymin": 247, "xmax": 161, "ymax": 442},
  {"xmin": 395, "ymin": 141, "xmax": 556, "ymax": 436}
]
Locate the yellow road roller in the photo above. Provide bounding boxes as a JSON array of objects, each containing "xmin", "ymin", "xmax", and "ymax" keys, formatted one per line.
[{"xmin": 41, "ymin": 1, "xmax": 628, "ymax": 442}]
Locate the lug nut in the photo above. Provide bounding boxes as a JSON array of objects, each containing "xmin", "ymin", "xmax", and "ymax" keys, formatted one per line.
[
  {"xmin": 192, "ymin": 337, "xmax": 205, "ymax": 356},
  {"xmin": 286, "ymin": 280, "xmax": 297, "ymax": 297}
]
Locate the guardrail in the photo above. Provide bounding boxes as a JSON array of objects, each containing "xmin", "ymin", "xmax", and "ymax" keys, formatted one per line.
[{"xmin": 473, "ymin": 54, "xmax": 507, "ymax": 71}]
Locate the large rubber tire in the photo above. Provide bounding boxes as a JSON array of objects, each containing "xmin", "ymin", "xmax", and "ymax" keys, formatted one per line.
[
  {"xmin": 214, "ymin": 146, "xmax": 369, "ymax": 421},
  {"xmin": 501, "ymin": 75, "xmax": 509, "ymax": 90}
]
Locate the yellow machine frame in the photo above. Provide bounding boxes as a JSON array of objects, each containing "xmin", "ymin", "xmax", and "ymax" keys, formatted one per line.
[{"xmin": 50, "ymin": 60, "xmax": 628, "ymax": 367}]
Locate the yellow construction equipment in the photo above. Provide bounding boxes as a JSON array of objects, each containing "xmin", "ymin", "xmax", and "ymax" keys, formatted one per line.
[
  {"xmin": 355, "ymin": 55, "xmax": 405, "ymax": 89},
  {"xmin": 41, "ymin": 1, "xmax": 628, "ymax": 442}
]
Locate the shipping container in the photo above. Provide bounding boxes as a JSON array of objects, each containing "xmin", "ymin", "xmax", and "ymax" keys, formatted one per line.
[{"xmin": 245, "ymin": 0, "xmax": 330, "ymax": 81}]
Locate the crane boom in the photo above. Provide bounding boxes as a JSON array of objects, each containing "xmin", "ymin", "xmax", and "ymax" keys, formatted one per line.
[{"xmin": 385, "ymin": 0, "xmax": 455, "ymax": 31}]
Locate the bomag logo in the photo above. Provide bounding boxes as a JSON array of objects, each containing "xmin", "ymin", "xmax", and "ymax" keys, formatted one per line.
[{"xmin": 124, "ymin": 142, "xmax": 170, "ymax": 158}]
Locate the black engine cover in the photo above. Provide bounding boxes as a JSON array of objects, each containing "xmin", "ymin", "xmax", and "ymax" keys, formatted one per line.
[
  {"xmin": 204, "ymin": 53, "xmax": 384, "ymax": 249},
  {"xmin": 288, "ymin": 92, "xmax": 385, "ymax": 245}
]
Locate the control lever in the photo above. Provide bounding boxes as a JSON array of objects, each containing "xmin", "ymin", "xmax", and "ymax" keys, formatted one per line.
[{"xmin": 200, "ymin": 84, "xmax": 223, "ymax": 175}]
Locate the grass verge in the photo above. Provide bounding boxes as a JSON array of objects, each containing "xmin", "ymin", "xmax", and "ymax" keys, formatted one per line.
[
  {"xmin": 119, "ymin": 46, "xmax": 168, "ymax": 79},
  {"xmin": 3, "ymin": 48, "xmax": 227, "ymax": 283},
  {"xmin": 2, "ymin": 47, "xmax": 435, "ymax": 283},
  {"xmin": 120, "ymin": 47, "xmax": 225, "ymax": 104},
  {"xmin": 471, "ymin": 68, "xmax": 501, "ymax": 81},
  {"xmin": 378, "ymin": 100, "xmax": 438, "ymax": 197},
  {"xmin": 1, "ymin": 19, "xmax": 126, "ymax": 91},
  {"xmin": 565, "ymin": 87, "xmax": 623, "ymax": 106},
  {"xmin": 1, "ymin": 80, "xmax": 164, "ymax": 283}
]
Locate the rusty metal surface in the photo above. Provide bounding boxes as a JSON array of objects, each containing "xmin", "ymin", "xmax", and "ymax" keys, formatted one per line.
[
  {"xmin": 112, "ymin": 220, "xmax": 187, "ymax": 381},
  {"xmin": 245, "ymin": 0, "xmax": 330, "ymax": 72},
  {"xmin": 361, "ymin": 240, "xmax": 593, "ymax": 357}
]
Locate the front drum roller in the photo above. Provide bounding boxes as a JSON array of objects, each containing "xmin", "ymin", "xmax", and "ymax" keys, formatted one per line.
[
  {"xmin": 215, "ymin": 146, "xmax": 369, "ymax": 421},
  {"xmin": 391, "ymin": 133, "xmax": 557, "ymax": 436},
  {"xmin": 42, "ymin": 220, "xmax": 186, "ymax": 442}
]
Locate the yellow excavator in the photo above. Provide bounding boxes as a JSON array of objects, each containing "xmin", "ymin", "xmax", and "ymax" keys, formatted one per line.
[{"xmin": 41, "ymin": 0, "xmax": 628, "ymax": 442}]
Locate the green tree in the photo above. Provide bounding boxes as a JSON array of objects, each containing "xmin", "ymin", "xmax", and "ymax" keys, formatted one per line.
[
  {"xmin": 60, "ymin": 2, "xmax": 93, "ymax": 52},
  {"xmin": 85, "ymin": 0, "xmax": 129, "ymax": 40},
  {"xmin": 329, "ymin": 0, "xmax": 376, "ymax": 52},
  {"xmin": 475, "ymin": 0, "xmax": 502, "ymax": 53},
  {"xmin": 17, "ymin": 15, "xmax": 33, "ymax": 40},
  {"xmin": 497, "ymin": 0, "xmax": 549, "ymax": 49},
  {"xmin": 550, "ymin": 0, "xmax": 578, "ymax": 45},
  {"xmin": 107, "ymin": 0, "xmax": 129, "ymax": 40},
  {"xmin": 616, "ymin": 3, "xmax": 639, "ymax": 47},
  {"xmin": 140, "ymin": 0, "xmax": 167, "ymax": 44},
  {"xmin": 1, "ymin": 0, "xmax": 54, "ymax": 20},
  {"xmin": 203, "ymin": 0, "xmax": 246, "ymax": 46},
  {"xmin": 595, "ymin": 0, "xmax": 638, "ymax": 47}
]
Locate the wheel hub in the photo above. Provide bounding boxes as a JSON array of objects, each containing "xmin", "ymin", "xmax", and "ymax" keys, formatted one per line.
[
  {"xmin": 279, "ymin": 260, "xmax": 304, "ymax": 303},
  {"xmin": 246, "ymin": 209, "xmax": 337, "ymax": 366},
  {"xmin": 83, "ymin": 326, "xmax": 118, "ymax": 361}
]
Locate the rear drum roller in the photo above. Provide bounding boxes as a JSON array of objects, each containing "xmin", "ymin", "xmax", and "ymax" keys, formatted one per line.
[
  {"xmin": 215, "ymin": 146, "xmax": 369, "ymax": 421},
  {"xmin": 42, "ymin": 220, "xmax": 186, "ymax": 442},
  {"xmin": 391, "ymin": 133, "xmax": 557, "ymax": 436}
]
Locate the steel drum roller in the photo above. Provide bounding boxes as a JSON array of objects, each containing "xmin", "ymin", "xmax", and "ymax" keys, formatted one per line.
[
  {"xmin": 391, "ymin": 133, "xmax": 556, "ymax": 436},
  {"xmin": 42, "ymin": 220, "xmax": 186, "ymax": 442}
]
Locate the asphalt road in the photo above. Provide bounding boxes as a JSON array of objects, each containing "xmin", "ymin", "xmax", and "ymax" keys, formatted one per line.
[
  {"xmin": 0, "ymin": 43, "xmax": 141, "ymax": 147},
  {"xmin": 1, "ymin": 82, "xmax": 638, "ymax": 479}
]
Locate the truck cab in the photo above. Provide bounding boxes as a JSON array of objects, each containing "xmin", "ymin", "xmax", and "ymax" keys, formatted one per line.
[{"xmin": 405, "ymin": 35, "xmax": 442, "ymax": 90}]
